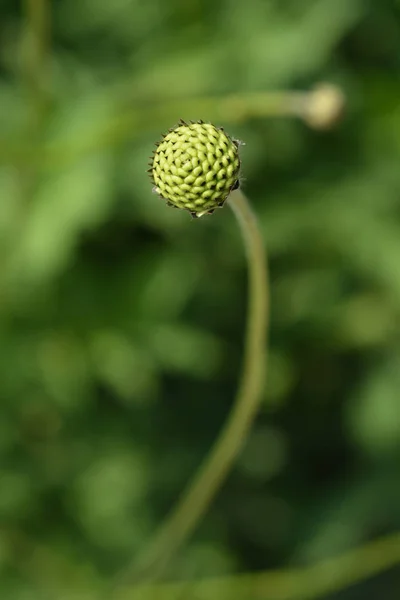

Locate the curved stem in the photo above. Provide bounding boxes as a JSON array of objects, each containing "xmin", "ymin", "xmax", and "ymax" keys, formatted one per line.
[{"xmin": 115, "ymin": 189, "xmax": 269, "ymax": 587}]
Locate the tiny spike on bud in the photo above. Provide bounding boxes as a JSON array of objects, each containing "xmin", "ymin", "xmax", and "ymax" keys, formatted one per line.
[
  {"xmin": 149, "ymin": 121, "xmax": 241, "ymax": 218},
  {"xmin": 231, "ymin": 179, "xmax": 240, "ymax": 191}
]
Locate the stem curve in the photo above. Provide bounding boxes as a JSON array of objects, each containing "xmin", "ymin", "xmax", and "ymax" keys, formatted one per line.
[{"xmin": 115, "ymin": 189, "xmax": 269, "ymax": 587}]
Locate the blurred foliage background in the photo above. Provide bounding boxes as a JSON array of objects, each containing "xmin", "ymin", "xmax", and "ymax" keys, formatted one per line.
[{"xmin": 1, "ymin": 0, "xmax": 400, "ymax": 598}]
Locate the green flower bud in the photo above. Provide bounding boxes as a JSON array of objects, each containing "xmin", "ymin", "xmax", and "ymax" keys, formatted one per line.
[{"xmin": 149, "ymin": 120, "xmax": 241, "ymax": 218}]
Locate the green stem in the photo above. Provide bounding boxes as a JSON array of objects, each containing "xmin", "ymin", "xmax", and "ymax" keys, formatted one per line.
[
  {"xmin": 22, "ymin": 0, "xmax": 50, "ymax": 131},
  {"xmin": 115, "ymin": 189, "xmax": 269, "ymax": 587},
  {"xmin": 113, "ymin": 531, "xmax": 400, "ymax": 600},
  {"xmin": 16, "ymin": 0, "xmax": 50, "ymax": 211},
  {"xmin": 0, "ymin": 84, "xmax": 343, "ymax": 169}
]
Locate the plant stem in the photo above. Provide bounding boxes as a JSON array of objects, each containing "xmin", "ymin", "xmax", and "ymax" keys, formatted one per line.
[
  {"xmin": 113, "ymin": 531, "xmax": 400, "ymax": 600},
  {"xmin": 22, "ymin": 0, "xmax": 50, "ymax": 134},
  {"xmin": 16, "ymin": 0, "xmax": 51, "ymax": 214},
  {"xmin": 115, "ymin": 189, "xmax": 269, "ymax": 587},
  {"xmin": 0, "ymin": 84, "xmax": 344, "ymax": 169}
]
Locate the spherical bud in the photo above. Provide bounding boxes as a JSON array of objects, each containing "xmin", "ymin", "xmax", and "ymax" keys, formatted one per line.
[
  {"xmin": 149, "ymin": 120, "xmax": 241, "ymax": 218},
  {"xmin": 304, "ymin": 84, "xmax": 345, "ymax": 130}
]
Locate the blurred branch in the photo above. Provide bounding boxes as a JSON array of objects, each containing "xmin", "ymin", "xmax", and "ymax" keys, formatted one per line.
[
  {"xmin": 0, "ymin": 0, "xmax": 52, "ymax": 307},
  {"xmin": 21, "ymin": 0, "xmax": 51, "ymax": 136},
  {"xmin": 113, "ymin": 532, "xmax": 400, "ymax": 600},
  {"xmin": 0, "ymin": 84, "xmax": 345, "ymax": 170},
  {"xmin": 13, "ymin": 0, "xmax": 51, "ymax": 215},
  {"xmin": 6, "ymin": 528, "xmax": 400, "ymax": 600}
]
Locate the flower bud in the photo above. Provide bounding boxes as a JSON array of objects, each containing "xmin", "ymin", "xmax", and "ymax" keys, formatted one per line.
[
  {"xmin": 149, "ymin": 120, "xmax": 241, "ymax": 218},
  {"xmin": 304, "ymin": 84, "xmax": 345, "ymax": 130}
]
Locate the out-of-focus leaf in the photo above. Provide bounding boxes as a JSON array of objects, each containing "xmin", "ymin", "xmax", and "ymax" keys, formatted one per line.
[
  {"xmin": 145, "ymin": 322, "xmax": 224, "ymax": 378},
  {"xmin": 9, "ymin": 153, "xmax": 114, "ymax": 287},
  {"xmin": 347, "ymin": 354, "xmax": 400, "ymax": 456},
  {"xmin": 89, "ymin": 329, "xmax": 159, "ymax": 404},
  {"xmin": 70, "ymin": 449, "xmax": 151, "ymax": 549}
]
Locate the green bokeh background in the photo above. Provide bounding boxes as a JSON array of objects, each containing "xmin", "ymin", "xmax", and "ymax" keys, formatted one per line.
[{"xmin": 1, "ymin": 0, "xmax": 400, "ymax": 598}]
